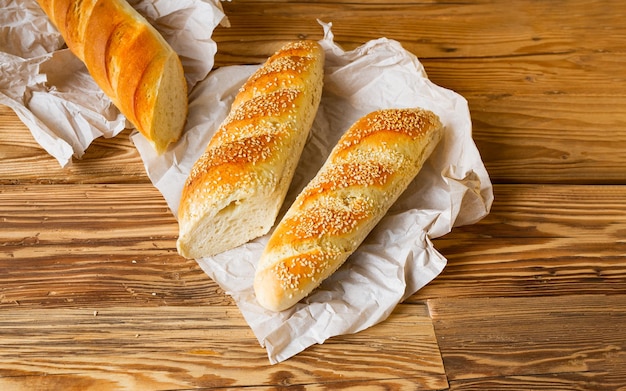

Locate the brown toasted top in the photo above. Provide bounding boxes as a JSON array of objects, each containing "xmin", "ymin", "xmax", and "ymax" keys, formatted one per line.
[
  {"xmin": 182, "ymin": 132, "xmax": 281, "ymax": 202},
  {"xmin": 272, "ymin": 195, "xmax": 374, "ymax": 243},
  {"xmin": 298, "ymin": 162, "xmax": 393, "ymax": 203},
  {"xmin": 116, "ymin": 26, "xmax": 167, "ymax": 129},
  {"xmin": 228, "ymin": 89, "xmax": 301, "ymax": 124},
  {"xmin": 280, "ymin": 109, "xmax": 440, "ymax": 236},
  {"xmin": 271, "ymin": 40, "xmax": 323, "ymax": 58},
  {"xmin": 179, "ymin": 41, "xmax": 324, "ymax": 219},
  {"xmin": 202, "ymin": 134, "xmax": 279, "ymax": 169},
  {"xmin": 336, "ymin": 108, "xmax": 439, "ymax": 152},
  {"xmin": 232, "ymin": 40, "xmax": 323, "ymax": 108},
  {"xmin": 184, "ymin": 88, "xmax": 305, "ymax": 194},
  {"xmin": 238, "ymin": 56, "xmax": 314, "ymax": 96},
  {"xmin": 270, "ymin": 248, "xmax": 336, "ymax": 293}
]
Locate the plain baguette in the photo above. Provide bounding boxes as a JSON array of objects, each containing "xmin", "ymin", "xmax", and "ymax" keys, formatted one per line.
[
  {"xmin": 176, "ymin": 40, "xmax": 325, "ymax": 259},
  {"xmin": 36, "ymin": 0, "xmax": 188, "ymax": 153},
  {"xmin": 254, "ymin": 108, "xmax": 444, "ymax": 312}
]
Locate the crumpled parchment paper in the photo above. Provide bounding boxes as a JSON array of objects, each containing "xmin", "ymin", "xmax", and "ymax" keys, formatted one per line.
[
  {"xmin": 1, "ymin": 3, "xmax": 493, "ymax": 364},
  {"xmin": 134, "ymin": 21, "xmax": 493, "ymax": 363}
]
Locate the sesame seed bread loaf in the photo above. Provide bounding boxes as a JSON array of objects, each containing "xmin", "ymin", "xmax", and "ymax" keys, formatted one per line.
[
  {"xmin": 254, "ymin": 108, "xmax": 444, "ymax": 312},
  {"xmin": 176, "ymin": 41, "xmax": 325, "ymax": 259},
  {"xmin": 36, "ymin": 0, "xmax": 188, "ymax": 154}
]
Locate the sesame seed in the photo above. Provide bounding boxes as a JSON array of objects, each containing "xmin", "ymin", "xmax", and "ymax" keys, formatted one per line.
[
  {"xmin": 272, "ymin": 249, "xmax": 336, "ymax": 292},
  {"xmin": 230, "ymin": 89, "xmax": 301, "ymax": 122},
  {"xmin": 284, "ymin": 195, "xmax": 373, "ymax": 239},
  {"xmin": 235, "ymin": 54, "xmax": 312, "ymax": 102},
  {"xmin": 337, "ymin": 108, "xmax": 438, "ymax": 152}
]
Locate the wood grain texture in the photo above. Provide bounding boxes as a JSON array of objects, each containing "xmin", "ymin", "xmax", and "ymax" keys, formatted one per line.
[
  {"xmin": 3, "ymin": 183, "xmax": 624, "ymax": 308},
  {"xmin": 2, "ymin": 0, "xmax": 626, "ymax": 389},
  {"xmin": 0, "ymin": 304, "xmax": 446, "ymax": 390},
  {"xmin": 211, "ymin": 0, "xmax": 626, "ymax": 185},
  {"xmin": 2, "ymin": 183, "xmax": 624, "ymax": 388},
  {"xmin": 3, "ymin": 0, "xmax": 624, "ymax": 184},
  {"xmin": 469, "ymin": 94, "xmax": 626, "ymax": 184},
  {"xmin": 420, "ymin": 184, "xmax": 626, "ymax": 300},
  {"xmin": 0, "ymin": 183, "xmax": 227, "ymax": 308},
  {"xmin": 0, "ymin": 108, "xmax": 147, "ymax": 184},
  {"xmin": 429, "ymin": 295, "xmax": 626, "ymax": 389},
  {"xmin": 214, "ymin": 0, "xmax": 626, "ymax": 63}
]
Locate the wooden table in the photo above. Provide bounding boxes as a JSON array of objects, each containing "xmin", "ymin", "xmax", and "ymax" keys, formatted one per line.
[{"xmin": 2, "ymin": 0, "xmax": 625, "ymax": 389}]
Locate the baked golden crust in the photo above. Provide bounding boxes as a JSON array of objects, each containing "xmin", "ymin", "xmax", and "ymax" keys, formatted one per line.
[
  {"xmin": 254, "ymin": 108, "xmax": 444, "ymax": 312},
  {"xmin": 36, "ymin": 0, "xmax": 188, "ymax": 153},
  {"xmin": 176, "ymin": 40, "xmax": 325, "ymax": 259},
  {"xmin": 231, "ymin": 41, "xmax": 324, "ymax": 109}
]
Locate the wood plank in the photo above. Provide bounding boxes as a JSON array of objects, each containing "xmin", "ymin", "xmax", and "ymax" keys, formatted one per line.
[
  {"xmin": 428, "ymin": 295, "xmax": 626, "ymax": 388},
  {"xmin": 420, "ymin": 184, "xmax": 626, "ymax": 300},
  {"xmin": 5, "ymin": 89, "xmax": 626, "ymax": 186},
  {"xmin": 469, "ymin": 94, "xmax": 626, "ymax": 184},
  {"xmin": 0, "ymin": 106, "xmax": 148, "ymax": 184},
  {"xmin": 1, "ymin": 1, "xmax": 624, "ymax": 389},
  {"xmin": 0, "ymin": 183, "xmax": 227, "ymax": 308},
  {"xmin": 425, "ymin": 51, "xmax": 626, "ymax": 96},
  {"xmin": 4, "ymin": 2, "xmax": 626, "ymax": 185},
  {"xmin": 4, "ymin": 183, "xmax": 626, "ymax": 306},
  {"xmin": 213, "ymin": 0, "xmax": 626, "ymax": 64},
  {"xmin": 0, "ymin": 303, "xmax": 447, "ymax": 390},
  {"xmin": 210, "ymin": 0, "xmax": 626, "ymax": 185},
  {"xmin": 450, "ymin": 373, "xmax": 626, "ymax": 391}
]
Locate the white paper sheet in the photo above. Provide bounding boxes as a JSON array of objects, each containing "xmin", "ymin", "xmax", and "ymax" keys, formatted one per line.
[
  {"xmin": 134, "ymin": 22, "xmax": 493, "ymax": 363},
  {"xmin": 0, "ymin": 0, "xmax": 226, "ymax": 166},
  {"xmin": 2, "ymin": 3, "xmax": 493, "ymax": 363}
]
